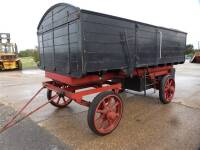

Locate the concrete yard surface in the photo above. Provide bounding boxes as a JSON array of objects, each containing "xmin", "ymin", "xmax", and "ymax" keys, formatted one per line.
[
  {"xmin": 0, "ymin": 104, "xmax": 70, "ymax": 150},
  {"xmin": 0, "ymin": 61, "xmax": 200, "ymax": 150}
]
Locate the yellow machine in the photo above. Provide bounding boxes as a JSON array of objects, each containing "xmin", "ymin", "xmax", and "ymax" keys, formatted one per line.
[{"xmin": 0, "ymin": 33, "xmax": 22, "ymax": 70}]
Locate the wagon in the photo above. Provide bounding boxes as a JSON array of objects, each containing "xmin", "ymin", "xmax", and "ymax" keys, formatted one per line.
[{"xmin": 37, "ymin": 3, "xmax": 186, "ymax": 135}]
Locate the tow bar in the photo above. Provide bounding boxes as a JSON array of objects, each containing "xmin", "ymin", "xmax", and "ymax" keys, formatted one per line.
[{"xmin": 0, "ymin": 86, "xmax": 57, "ymax": 134}]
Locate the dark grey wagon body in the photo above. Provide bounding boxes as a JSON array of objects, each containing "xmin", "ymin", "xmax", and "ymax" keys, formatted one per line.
[{"xmin": 37, "ymin": 3, "xmax": 186, "ymax": 77}]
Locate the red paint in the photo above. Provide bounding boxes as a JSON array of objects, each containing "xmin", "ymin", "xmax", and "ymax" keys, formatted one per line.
[
  {"xmin": 43, "ymin": 81, "xmax": 122, "ymax": 105},
  {"xmin": 44, "ymin": 65, "xmax": 173, "ymax": 106},
  {"xmin": 94, "ymin": 94, "xmax": 123, "ymax": 134},
  {"xmin": 46, "ymin": 66, "xmax": 172, "ymax": 86},
  {"xmin": 133, "ymin": 66, "xmax": 173, "ymax": 78},
  {"xmin": 45, "ymin": 71, "xmax": 125, "ymax": 86},
  {"xmin": 164, "ymin": 78, "xmax": 175, "ymax": 102}
]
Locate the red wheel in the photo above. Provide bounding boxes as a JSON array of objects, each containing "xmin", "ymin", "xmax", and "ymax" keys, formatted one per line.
[
  {"xmin": 87, "ymin": 91, "xmax": 123, "ymax": 135},
  {"xmin": 159, "ymin": 75, "xmax": 175, "ymax": 104},
  {"xmin": 47, "ymin": 88, "xmax": 72, "ymax": 108}
]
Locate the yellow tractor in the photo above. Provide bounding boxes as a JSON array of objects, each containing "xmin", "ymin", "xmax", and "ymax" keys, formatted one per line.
[{"xmin": 0, "ymin": 33, "xmax": 22, "ymax": 70}]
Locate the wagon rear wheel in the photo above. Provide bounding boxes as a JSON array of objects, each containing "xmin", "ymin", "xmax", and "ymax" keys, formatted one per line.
[
  {"xmin": 87, "ymin": 91, "xmax": 123, "ymax": 136},
  {"xmin": 47, "ymin": 88, "xmax": 72, "ymax": 108},
  {"xmin": 159, "ymin": 75, "xmax": 175, "ymax": 104}
]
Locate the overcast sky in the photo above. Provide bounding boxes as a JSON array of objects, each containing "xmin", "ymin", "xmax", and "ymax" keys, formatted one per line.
[{"xmin": 0, "ymin": 0, "xmax": 199, "ymax": 50}]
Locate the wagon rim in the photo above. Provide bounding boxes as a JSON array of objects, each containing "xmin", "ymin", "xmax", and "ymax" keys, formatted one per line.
[
  {"xmin": 93, "ymin": 94, "xmax": 123, "ymax": 134},
  {"xmin": 164, "ymin": 78, "xmax": 175, "ymax": 102}
]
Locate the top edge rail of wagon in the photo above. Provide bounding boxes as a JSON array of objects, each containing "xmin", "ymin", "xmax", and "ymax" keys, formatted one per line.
[
  {"xmin": 37, "ymin": 2, "xmax": 187, "ymax": 34},
  {"xmin": 80, "ymin": 9, "xmax": 187, "ymax": 34}
]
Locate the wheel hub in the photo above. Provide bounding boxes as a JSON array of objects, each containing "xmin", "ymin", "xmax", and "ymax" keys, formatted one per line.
[
  {"xmin": 58, "ymin": 92, "xmax": 64, "ymax": 97},
  {"xmin": 107, "ymin": 111, "xmax": 117, "ymax": 121}
]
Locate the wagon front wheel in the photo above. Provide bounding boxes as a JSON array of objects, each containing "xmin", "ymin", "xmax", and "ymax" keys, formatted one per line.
[
  {"xmin": 47, "ymin": 89, "xmax": 72, "ymax": 108},
  {"xmin": 159, "ymin": 75, "xmax": 175, "ymax": 104},
  {"xmin": 87, "ymin": 91, "xmax": 123, "ymax": 136}
]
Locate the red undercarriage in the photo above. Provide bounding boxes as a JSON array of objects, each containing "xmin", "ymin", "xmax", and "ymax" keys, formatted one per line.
[{"xmin": 43, "ymin": 65, "xmax": 173, "ymax": 107}]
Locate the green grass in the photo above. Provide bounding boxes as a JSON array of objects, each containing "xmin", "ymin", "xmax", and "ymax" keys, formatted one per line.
[{"xmin": 20, "ymin": 57, "xmax": 38, "ymax": 69}]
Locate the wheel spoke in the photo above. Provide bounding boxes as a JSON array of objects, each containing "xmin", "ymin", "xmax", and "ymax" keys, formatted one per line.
[
  {"xmin": 95, "ymin": 114, "xmax": 104, "ymax": 122},
  {"xmin": 108, "ymin": 118, "xmax": 113, "ymax": 126},
  {"xmin": 170, "ymin": 80, "xmax": 174, "ymax": 86},
  {"xmin": 164, "ymin": 86, "xmax": 169, "ymax": 92},
  {"xmin": 95, "ymin": 115, "xmax": 105, "ymax": 129},
  {"xmin": 169, "ymin": 80, "xmax": 172, "ymax": 86},
  {"xmin": 62, "ymin": 97, "xmax": 67, "ymax": 104},
  {"xmin": 170, "ymin": 86, "xmax": 175, "ymax": 92},
  {"xmin": 115, "ymin": 113, "xmax": 120, "ymax": 118},
  {"xmin": 165, "ymin": 91, "xmax": 168, "ymax": 100},
  {"xmin": 166, "ymin": 80, "xmax": 170, "ymax": 88},
  {"xmin": 107, "ymin": 97, "xmax": 113, "ymax": 108},
  {"xmin": 111, "ymin": 101, "xmax": 120, "ymax": 111},
  {"xmin": 106, "ymin": 122, "xmax": 114, "ymax": 131},
  {"xmin": 106, "ymin": 97, "xmax": 117, "ymax": 110},
  {"xmin": 56, "ymin": 97, "xmax": 61, "ymax": 104},
  {"xmin": 51, "ymin": 94, "xmax": 57, "ymax": 99},
  {"xmin": 164, "ymin": 79, "xmax": 172, "ymax": 100},
  {"xmin": 102, "ymin": 100, "xmax": 106, "ymax": 107},
  {"xmin": 96, "ymin": 109, "xmax": 105, "ymax": 114}
]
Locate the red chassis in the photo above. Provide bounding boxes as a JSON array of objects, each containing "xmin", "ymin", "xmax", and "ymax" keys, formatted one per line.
[{"xmin": 43, "ymin": 65, "xmax": 175, "ymax": 135}]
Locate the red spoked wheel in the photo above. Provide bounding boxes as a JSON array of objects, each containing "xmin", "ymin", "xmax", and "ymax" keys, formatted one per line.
[
  {"xmin": 159, "ymin": 75, "xmax": 175, "ymax": 104},
  {"xmin": 47, "ymin": 87, "xmax": 72, "ymax": 108},
  {"xmin": 87, "ymin": 91, "xmax": 123, "ymax": 135}
]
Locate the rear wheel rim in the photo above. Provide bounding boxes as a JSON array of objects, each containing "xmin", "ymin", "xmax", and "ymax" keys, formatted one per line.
[
  {"xmin": 164, "ymin": 78, "xmax": 175, "ymax": 102},
  {"xmin": 94, "ymin": 94, "xmax": 122, "ymax": 134}
]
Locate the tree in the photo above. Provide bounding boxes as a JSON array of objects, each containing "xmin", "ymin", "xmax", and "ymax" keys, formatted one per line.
[
  {"xmin": 185, "ymin": 44, "xmax": 194, "ymax": 55},
  {"xmin": 18, "ymin": 49, "xmax": 39, "ymax": 63},
  {"xmin": 33, "ymin": 50, "xmax": 39, "ymax": 63},
  {"xmin": 186, "ymin": 44, "xmax": 194, "ymax": 50}
]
